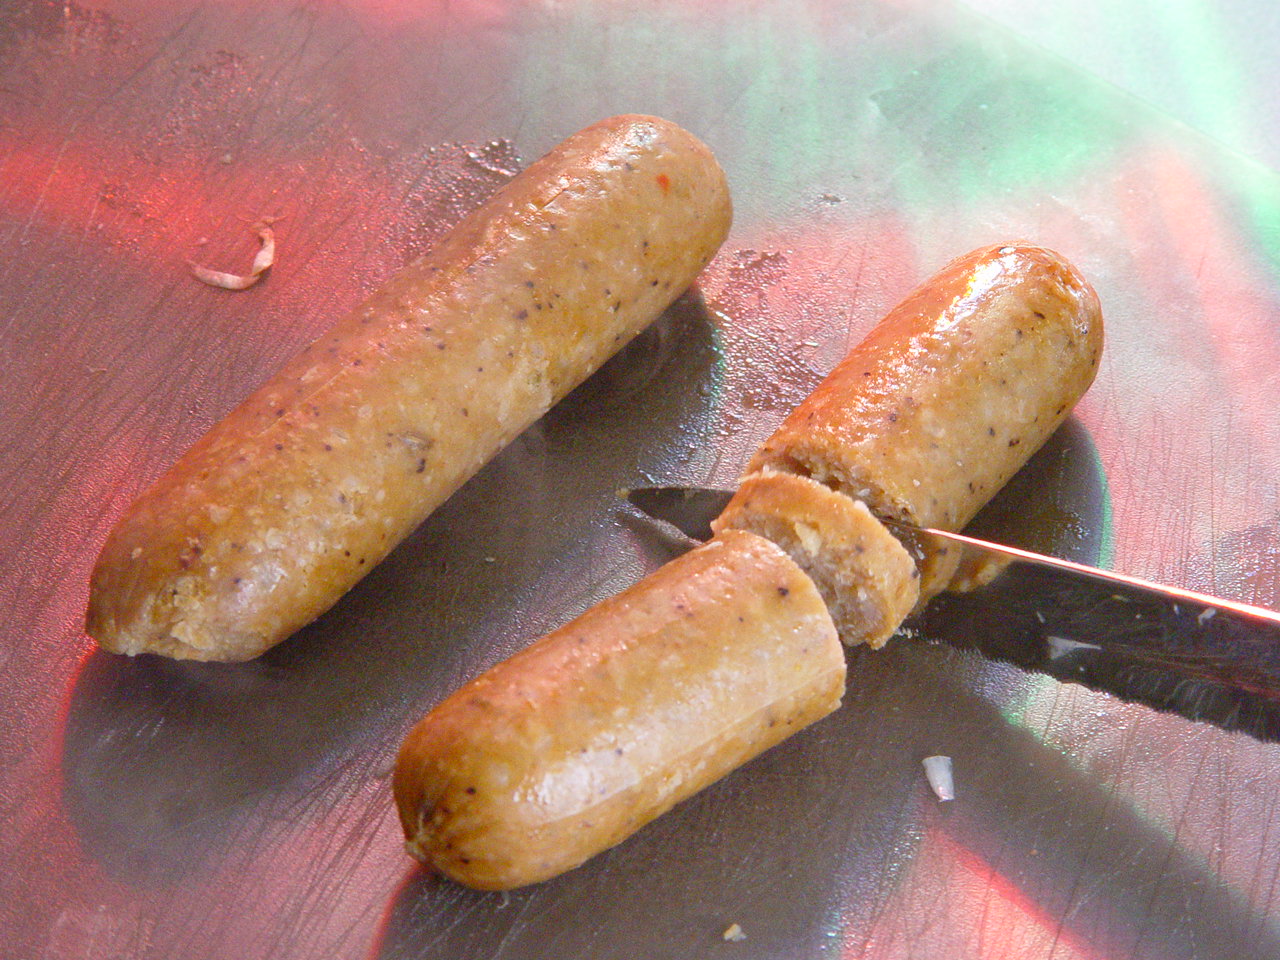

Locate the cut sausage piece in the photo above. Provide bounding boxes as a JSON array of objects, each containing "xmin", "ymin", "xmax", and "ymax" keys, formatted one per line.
[
  {"xmin": 745, "ymin": 242, "xmax": 1103, "ymax": 602},
  {"xmin": 87, "ymin": 115, "xmax": 732, "ymax": 661},
  {"xmin": 711, "ymin": 471, "xmax": 919, "ymax": 648},
  {"xmin": 393, "ymin": 529, "xmax": 844, "ymax": 891},
  {"xmin": 748, "ymin": 243, "xmax": 1103, "ymax": 534}
]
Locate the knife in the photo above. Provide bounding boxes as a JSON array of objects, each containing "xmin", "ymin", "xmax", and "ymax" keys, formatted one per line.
[{"xmin": 622, "ymin": 484, "xmax": 1280, "ymax": 741}]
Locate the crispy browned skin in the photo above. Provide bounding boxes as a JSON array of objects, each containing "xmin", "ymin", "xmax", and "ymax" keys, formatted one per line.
[
  {"xmin": 711, "ymin": 471, "xmax": 919, "ymax": 648},
  {"xmin": 749, "ymin": 243, "xmax": 1103, "ymax": 533},
  {"xmin": 393, "ymin": 529, "xmax": 844, "ymax": 890},
  {"xmin": 87, "ymin": 115, "xmax": 732, "ymax": 661}
]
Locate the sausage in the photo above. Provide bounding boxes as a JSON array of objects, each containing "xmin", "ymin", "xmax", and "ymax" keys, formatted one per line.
[
  {"xmin": 392, "ymin": 529, "xmax": 844, "ymax": 890},
  {"xmin": 86, "ymin": 115, "xmax": 732, "ymax": 661},
  {"xmin": 710, "ymin": 470, "xmax": 919, "ymax": 648},
  {"xmin": 393, "ymin": 242, "xmax": 1103, "ymax": 889},
  {"xmin": 746, "ymin": 242, "xmax": 1103, "ymax": 597},
  {"xmin": 749, "ymin": 243, "xmax": 1102, "ymax": 530}
]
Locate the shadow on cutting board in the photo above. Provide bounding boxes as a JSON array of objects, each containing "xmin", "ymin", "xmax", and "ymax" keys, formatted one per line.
[
  {"xmin": 367, "ymin": 421, "xmax": 1279, "ymax": 960},
  {"xmin": 58, "ymin": 291, "xmax": 722, "ymax": 883},
  {"xmin": 368, "ymin": 638, "xmax": 1280, "ymax": 960}
]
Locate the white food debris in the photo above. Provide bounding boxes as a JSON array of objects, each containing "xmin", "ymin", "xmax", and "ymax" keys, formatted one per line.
[
  {"xmin": 922, "ymin": 755, "xmax": 955, "ymax": 801},
  {"xmin": 1045, "ymin": 636, "xmax": 1102, "ymax": 659},
  {"xmin": 722, "ymin": 923, "xmax": 747, "ymax": 942},
  {"xmin": 190, "ymin": 220, "xmax": 276, "ymax": 291},
  {"xmin": 1197, "ymin": 607, "xmax": 1218, "ymax": 625}
]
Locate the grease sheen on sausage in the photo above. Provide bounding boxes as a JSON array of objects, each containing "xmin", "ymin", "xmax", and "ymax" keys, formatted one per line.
[
  {"xmin": 393, "ymin": 529, "xmax": 844, "ymax": 891},
  {"xmin": 86, "ymin": 115, "xmax": 732, "ymax": 661}
]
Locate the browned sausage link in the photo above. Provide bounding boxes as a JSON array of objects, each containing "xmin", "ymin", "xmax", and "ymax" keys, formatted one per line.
[
  {"xmin": 393, "ymin": 529, "xmax": 844, "ymax": 891},
  {"xmin": 87, "ymin": 115, "xmax": 732, "ymax": 661},
  {"xmin": 747, "ymin": 242, "xmax": 1103, "ymax": 596}
]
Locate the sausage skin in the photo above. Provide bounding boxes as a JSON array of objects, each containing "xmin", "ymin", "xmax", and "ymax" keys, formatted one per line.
[
  {"xmin": 87, "ymin": 115, "xmax": 732, "ymax": 661},
  {"xmin": 393, "ymin": 529, "xmax": 844, "ymax": 890},
  {"xmin": 748, "ymin": 243, "xmax": 1103, "ymax": 533}
]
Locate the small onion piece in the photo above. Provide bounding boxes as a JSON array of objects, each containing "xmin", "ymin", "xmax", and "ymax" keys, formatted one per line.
[
  {"xmin": 1045, "ymin": 635, "xmax": 1102, "ymax": 660},
  {"xmin": 189, "ymin": 221, "xmax": 276, "ymax": 291},
  {"xmin": 922, "ymin": 754, "xmax": 955, "ymax": 801}
]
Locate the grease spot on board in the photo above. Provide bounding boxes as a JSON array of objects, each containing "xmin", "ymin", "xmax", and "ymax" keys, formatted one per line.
[
  {"xmin": 723, "ymin": 249, "xmax": 790, "ymax": 299},
  {"xmin": 397, "ymin": 141, "xmax": 523, "ymax": 263},
  {"xmin": 462, "ymin": 140, "xmax": 522, "ymax": 178},
  {"xmin": 737, "ymin": 330, "xmax": 824, "ymax": 412},
  {"xmin": 705, "ymin": 249, "xmax": 825, "ymax": 417}
]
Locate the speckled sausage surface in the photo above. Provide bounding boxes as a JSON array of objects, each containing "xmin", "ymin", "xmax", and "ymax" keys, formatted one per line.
[
  {"xmin": 86, "ymin": 115, "xmax": 732, "ymax": 661},
  {"xmin": 748, "ymin": 243, "xmax": 1103, "ymax": 534},
  {"xmin": 393, "ymin": 529, "xmax": 844, "ymax": 891}
]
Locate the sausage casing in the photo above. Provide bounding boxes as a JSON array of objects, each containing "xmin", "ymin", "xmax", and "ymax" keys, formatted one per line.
[
  {"xmin": 87, "ymin": 115, "xmax": 732, "ymax": 661},
  {"xmin": 393, "ymin": 529, "xmax": 844, "ymax": 890}
]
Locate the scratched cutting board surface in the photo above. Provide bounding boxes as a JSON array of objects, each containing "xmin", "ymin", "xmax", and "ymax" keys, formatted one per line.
[{"xmin": 3, "ymin": 1, "xmax": 1280, "ymax": 958}]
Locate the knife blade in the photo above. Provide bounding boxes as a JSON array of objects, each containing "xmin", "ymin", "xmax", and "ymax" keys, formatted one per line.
[{"xmin": 621, "ymin": 484, "xmax": 1280, "ymax": 740}]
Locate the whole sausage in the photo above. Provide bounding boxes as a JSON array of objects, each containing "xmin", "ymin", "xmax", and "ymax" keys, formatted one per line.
[
  {"xmin": 86, "ymin": 115, "xmax": 732, "ymax": 661},
  {"xmin": 393, "ymin": 529, "xmax": 844, "ymax": 891},
  {"xmin": 393, "ymin": 242, "xmax": 1103, "ymax": 889}
]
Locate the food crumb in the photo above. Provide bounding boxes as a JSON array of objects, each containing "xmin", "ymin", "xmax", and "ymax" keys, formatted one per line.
[
  {"xmin": 1045, "ymin": 635, "xmax": 1101, "ymax": 659},
  {"xmin": 922, "ymin": 755, "xmax": 955, "ymax": 801},
  {"xmin": 722, "ymin": 923, "xmax": 747, "ymax": 942}
]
